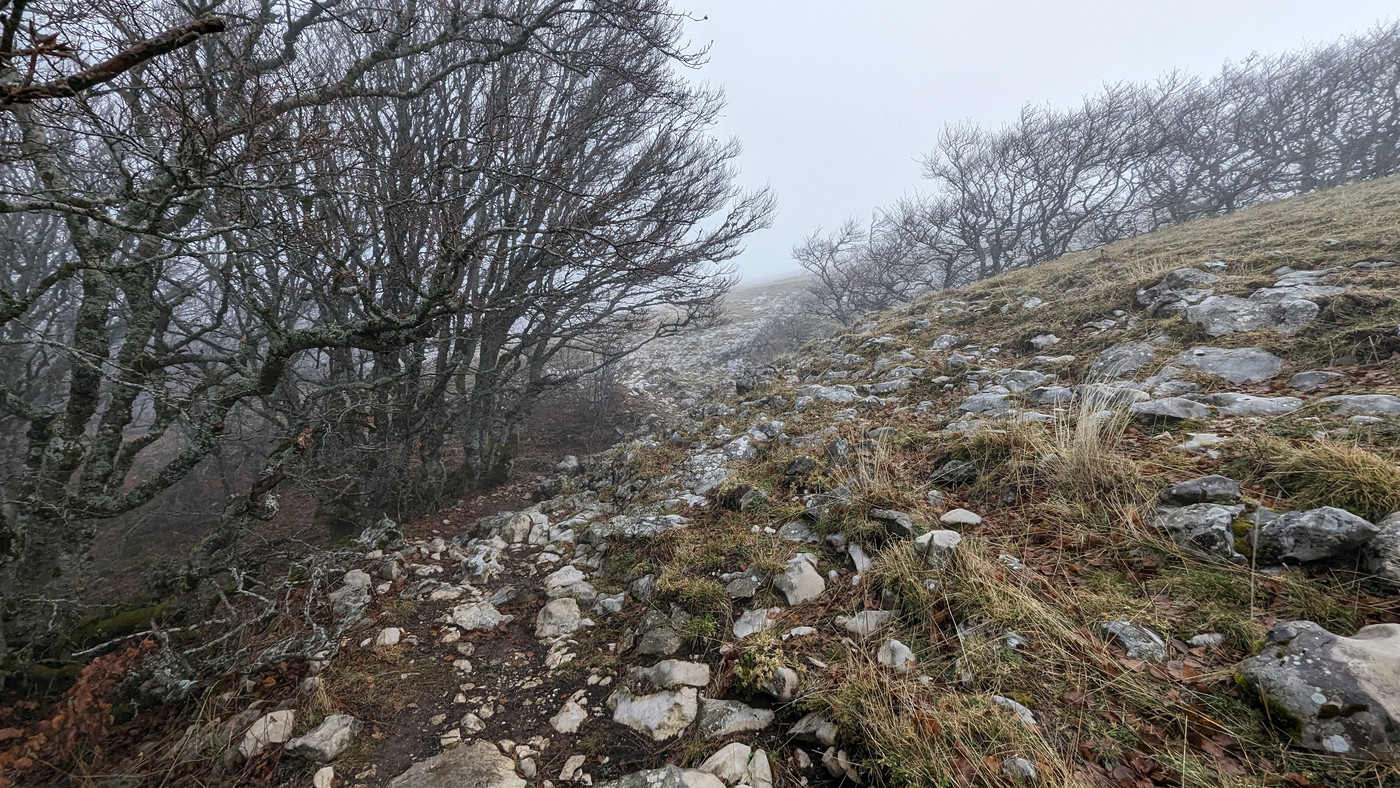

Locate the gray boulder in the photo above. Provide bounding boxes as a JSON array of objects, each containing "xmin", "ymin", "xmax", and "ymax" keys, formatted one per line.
[
  {"xmin": 357, "ymin": 517, "xmax": 405, "ymax": 551},
  {"xmin": 449, "ymin": 601, "xmax": 509, "ymax": 631},
  {"xmin": 732, "ymin": 607, "xmax": 781, "ymax": 639},
  {"xmin": 1160, "ymin": 475, "xmax": 1241, "ymax": 506},
  {"xmin": 958, "ymin": 392, "xmax": 1014, "ymax": 416},
  {"xmin": 535, "ymin": 597, "xmax": 582, "ymax": 639},
  {"xmin": 1186, "ymin": 295, "xmax": 1319, "ymax": 337},
  {"xmin": 387, "ymin": 739, "xmax": 525, "ymax": 788},
  {"xmin": 1129, "ymin": 397, "xmax": 1210, "ymax": 424},
  {"xmin": 912, "ymin": 530, "xmax": 962, "ymax": 567},
  {"xmin": 1320, "ymin": 394, "xmax": 1400, "ymax": 418},
  {"xmin": 1150, "ymin": 503, "xmax": 1246, "ymax": 564},
  {"xmin": 629, "ymin": 660, "xmax": 711, "ymax": 690},
  {"xmin": 1237, "ymin": 621, "xmax": 1400, "ymax": 759},
  {"xmin": 789, "ymin": 713, "xmax": 839, "ymax": 746},
  {"xmin": 785, "ymin": 455, "xmax": 817, "ymax": 476},
  {"xmin": 1027, "ymin": 386, "xmax": 1075, "ymax": 405},
  {"xmin": 1078, "ymin": 383, "xmax": 1149, "ymax": 409},
  {"xmin": 1137, "ymin": 269, "xmax": 1219, "ymax": 315},
  {"xmin": 1172, "ymin": 346, "xmax": 1282, "ymax": 383},
  {"xmin": 1200, "ymin": 393, "xmax": 1302, "ymax": 417},
  {"xmin": 1251, "ymin": 507, "xmax": 1380, "ymax": 563},
  {"xmin": 1362, "ymin": 513, "xmax": 1400, "ymax": 585},
  {"xmin": 1089, "ymin": 342, "xmax": 1158, "ymax": 378},
  {"xmin": 930, "ymin": 459, "xmax": 978, "ymax": 485},
  {"xmin": 998, "ymin": 369, "xmax": 1055, "ymax": 393},
  {"xmin": 608, "ymin": 686, "xmax": 698, "ymax": 740}
]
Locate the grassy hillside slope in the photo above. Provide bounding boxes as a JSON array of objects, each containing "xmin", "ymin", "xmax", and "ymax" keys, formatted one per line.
[{"xmin": 581, "ymin": 176, "xmax": 1400, "ymax": 787}]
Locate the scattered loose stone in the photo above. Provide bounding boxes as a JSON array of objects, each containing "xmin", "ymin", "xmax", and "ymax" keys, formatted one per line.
[
  {"xmin": 596, "ymin": 767, "xmax": 721, "ymax": 788},
  {"xmin": 450, "ymin": 601, "xmax": 510, "ymax": 631},
  {"xmin": 1237, "ymin": 620, "xmax": 1400, "ymax": 759},
  {"xmin": 940, "ymin": 508, "xmax": 982, "ymax": 526},
  {"xmin": 697, "ymin": 698, "xmax": 774, "ymax": 739},
  {"xmin": 958, "ymin": 392, "xmax": 1014, "ymax": 416},
  {"xmin": 877, "ymin": 639, "xmax": 917, "ymax": 672},
  {"xmin": 239, "ymin": 710, "xmax": 295, "ymax": 759},
  {"xmin": 790, "ymin": 713, "xmax": 839, "ymax": 747},
  {"xmin": 550, "ymin": 696, "xmax": 589, "ymax": 733},
  {"xmin": 637, "ymin": 616, "xmax": 685, "ymax": 656},
  {"xmin": 821, "ymin": 747, "xmax": 862, "ymax": 783},
  {"xmin": 1186, "ymin": 294, "xmax": 1319, "ymax": 337},
  {"xmin": 1188, "ymin": 633, "xmax": 1225, "ymax": 649},
  {"xmin": 774, "ymin": 556, "xmax": 826, "ymax": 605},
  {"xmin": 1002, "ymin": 757, "xmax": 1038, "ymax": 782},
  {"xmin": 329, "ymin": 570, "xmax": 373, "ymax": 625},
  {"xmin": 1101, "ymin": 621, "xmax": 1167, "ymax": 662},
  {"xmin": 1178, "ymin": 432, "xmax": 1225, "ymax": 458},
  {"xmin": 843, "ymin": 610, "xmax": 897, "ymax": 638},
  {"xmin": 1159, "ymin": 475, "xmax": 1241, "ymax": 506},
  {"xmin": 1137, "ymin": 268, "xmax": 1219, "ymax": 315},
  {"xmin": 797, "ymin": 384, "xmax": 858, "ymax": 404},
  {"xmin": 698, "ymin": 742, "xmax": 754, "ymax": 784},
  {"xmin": 760, "ymin": 666, "xmax": 800, "ymax": 702},
  {"xmin": 559, "ymin": 754, "xmax": 588, "ymax": 781},
  {"xmin": 733, "ymin": 607, "xmax": 782, "ymax": 639},
  {"xmin": 1288, "ymin": 371, "xmax": 1343, "ymax": 391},
  {"xmin": 930, "ymin": 459, "xmax": 978, "ymax": 485},
  {"xmin": 284, "ymin": 714, "xmax": 360, "ymax": 763},
  {"xmin": 1090, "ymin": 341, "xmax": 1158, "ymax": 377},
  {"xmin": 1027, "ymin": 386, "xmax": 1075, "ymax": 405},
  {"xmin": 992, "ymin": 695, "xmax": 1038, "ymax": 727},
  {"xmin": 777, "ymin": 521, "xmax": 818, "ymax": 543},
  {"xmin": 912, "ymin": 530, "xmax": 962, "ymax": 567},
  {"xmin": 868, "ymin": 507, "xmax": 916, "ymax": 536}
]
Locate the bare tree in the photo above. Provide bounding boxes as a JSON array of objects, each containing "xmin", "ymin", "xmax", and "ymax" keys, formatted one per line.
[
  {"xmin": 801, "ymin": 21, "xmax": 1400, "ymax": 317},
  {"xmin": 0, "ymin": 0, "xmax": 770, "ymax": 655}
]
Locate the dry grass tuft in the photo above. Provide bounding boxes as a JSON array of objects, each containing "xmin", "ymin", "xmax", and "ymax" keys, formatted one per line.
[
  {"xmin": 818, "ymin": 653, "xmax": 1087, "ymax": 787},
  {"xmin": 1050, "ymin": 390, "xmax": 1149, "ymax": 507},
  {"xmin": 1233, "ymin": 436, "xmax": 1400, "ymax": 522}
]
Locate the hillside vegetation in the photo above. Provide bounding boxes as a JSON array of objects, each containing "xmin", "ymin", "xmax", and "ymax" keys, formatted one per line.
[{"xmin": 6, "ymin": 177, "xmax": 1400, "ymax": 788}]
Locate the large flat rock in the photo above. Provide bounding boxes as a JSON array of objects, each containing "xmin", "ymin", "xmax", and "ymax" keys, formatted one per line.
[{"xmin": 387, "ymin": 740, "xmax": 525, "ymax": 788}]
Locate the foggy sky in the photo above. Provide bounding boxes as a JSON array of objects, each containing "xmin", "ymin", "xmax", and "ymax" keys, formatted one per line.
[{"xmin": 680, "ymin": 1, "xmax": 1399, "ymax": 282}]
